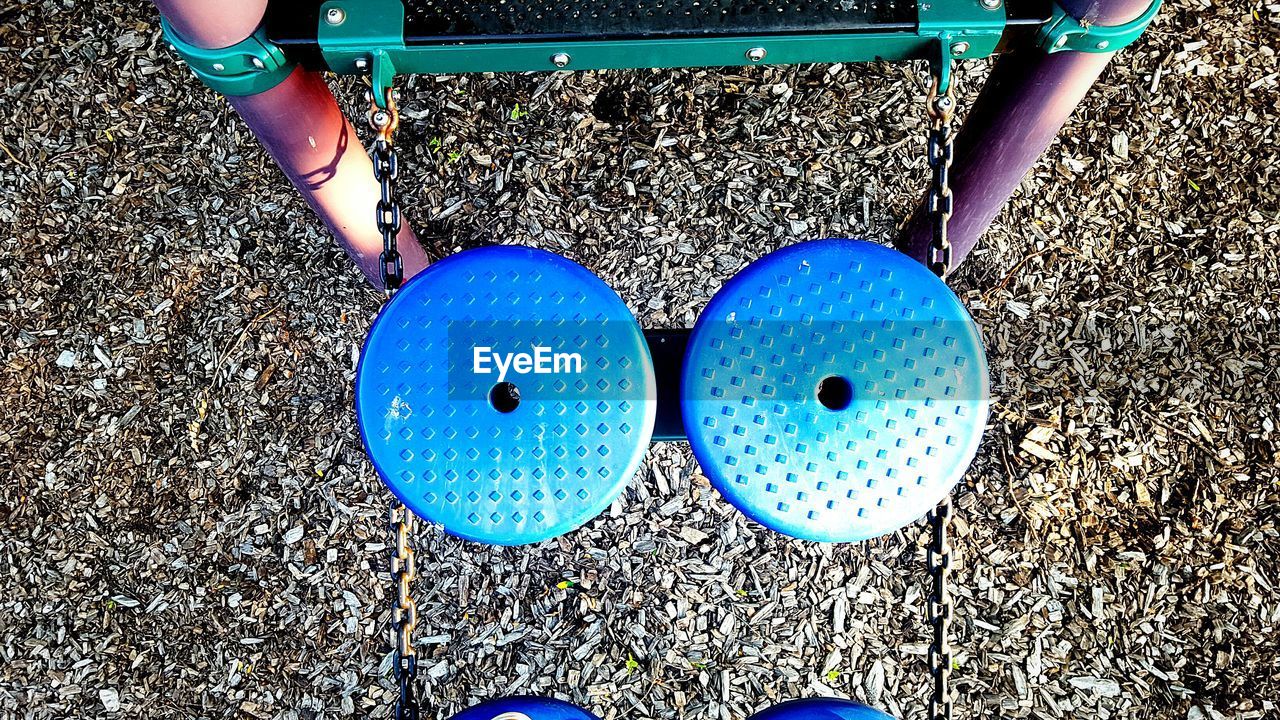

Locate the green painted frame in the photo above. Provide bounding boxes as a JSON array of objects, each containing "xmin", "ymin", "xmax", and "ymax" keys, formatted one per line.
[{"xmin": 315, "ymin": 0, "xmax": 1007, "ymax": 80}]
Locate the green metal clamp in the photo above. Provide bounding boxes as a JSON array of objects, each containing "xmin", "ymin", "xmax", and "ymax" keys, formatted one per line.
[
  {"xmin": 1037, "ymin": 0, "xmax": 1163, "ymax": 54},
  {"xmin": 160, "ymin": 17, "xmax": 295, "ymax": 96}
]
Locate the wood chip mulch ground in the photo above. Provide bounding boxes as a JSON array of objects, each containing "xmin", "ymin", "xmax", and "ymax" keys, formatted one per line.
[{"xmin": 1, "ymin": 1, "xmax": 1277, "ymax": 719}]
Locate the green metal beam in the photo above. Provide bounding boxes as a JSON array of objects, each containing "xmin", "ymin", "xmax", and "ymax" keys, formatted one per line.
[{"xmin": 314, "ymin": 0, "xmax": 1007, "ymax": 79}]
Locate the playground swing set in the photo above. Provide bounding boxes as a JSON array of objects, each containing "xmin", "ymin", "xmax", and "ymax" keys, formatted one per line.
[{"xmin": 152, "ymin": 0, "xmax": 1162, "ymax": 718}]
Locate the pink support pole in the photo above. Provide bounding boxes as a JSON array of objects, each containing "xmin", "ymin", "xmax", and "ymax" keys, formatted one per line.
[{"xmin": 154, "ymin": 0, "xmax": 428, "ymax": 288}]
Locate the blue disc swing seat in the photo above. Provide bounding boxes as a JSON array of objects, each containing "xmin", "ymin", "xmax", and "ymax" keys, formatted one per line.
[
  {"xmin": 355, "ymin": 246, "xmax": 657, "ymax": 545},
  {"xmin": 671, "ymin": 237, "xmax": 988, "ymax": 719},
  {"xmin": 447, "ymin": 697, "xmax": 601, "ymax": 720},
  {"xmin": 681, "ymin": 239, "xmax": 989, "ymax": 542},
  {"xmin": 444, "ymin": 696, "xmax": 892, "ymax": 720},
  {"xmin": 751, "ymin": 699, "xmax": 897, "ymax": 720}
]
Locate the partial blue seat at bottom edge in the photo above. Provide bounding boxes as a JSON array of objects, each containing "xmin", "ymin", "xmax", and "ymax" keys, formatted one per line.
[
  {"xmin": 750, "ymin": 698, "xmax": 896, "ymax": 720},
  {"xmin": 447, "ymin": 697, "xmax": 600, "ymax": 720},
  {"xmin": 446, "ymin": 697, "xmax": 894, "ymax": 720}
]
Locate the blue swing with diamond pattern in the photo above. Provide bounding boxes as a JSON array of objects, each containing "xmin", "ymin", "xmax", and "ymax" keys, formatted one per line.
[
  {"xmin": 444, "ymin": 695, "xmax": 894, "ymax": 720},
  {"xmin": 355, "ymin": 246, "xmax": 657, "ymax": 545},
  {"xmin": 356, "ymin": 240, "xmax": 987, "ymax": 545},
  {"xmin": 447, "ymin": 697, "xmax": 601, "ymax": 720},
  {"xmin": 681, "ymin": 239, "xmax": 988, "ymax": 542}
]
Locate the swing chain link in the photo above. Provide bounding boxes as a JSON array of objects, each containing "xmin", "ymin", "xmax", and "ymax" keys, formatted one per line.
[
  {"xmin": 369, "ymin": 89, "xmax": 404, "ymax": 296},
  {"xmin": 924, "ymin": 58, "xmax": 956, "ymax": 720},
  {"xmin": 925, "ymin": 78, "xmax": 956, "ymax": 280},
  {"xmin": 926, "ymin": 498, "xmax": 954, "ymax": 720},
  {"xmin": 390, "ymin": 503, "xmax": 420, "ymax": 720},
  {"xmin": 360, "ymin": 62, "xmax": 958, "ymax": 720},
  {"xmin": 369, "ymin": 79, "xmax": 417, "ymax": 720}
]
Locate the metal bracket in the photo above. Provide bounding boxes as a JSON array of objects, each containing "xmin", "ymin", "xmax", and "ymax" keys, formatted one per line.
[
  {"xmin": 370, "ymin": 51, "xmax": 397, "ymax": 110},
  {"xmin": 917, "ymin": 0, "xmax": 1008, "ymax": 95},
  {"xmin": 1037, "ymin": 0, "xmax": 1163, "ymax": 53},
  {"xmin": 318, "ymin": 0, "xmax": 405, "ymax": 107},
  {"xmin": 930, "ymin": 34, "xmax": 955, "ymax": 96},
  {"xmin": 160, "ymin": 17, "xmax": 294, "ymax": 97}
]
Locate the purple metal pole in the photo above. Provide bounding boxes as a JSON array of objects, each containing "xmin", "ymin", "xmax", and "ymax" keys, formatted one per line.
[
  {"xmin": 153, "ymin": 0, "xmax": 428, "ymax": 288},
  {"xmin": 900, "ymin": 0, "xmax": 1155, "ymax": 269}
]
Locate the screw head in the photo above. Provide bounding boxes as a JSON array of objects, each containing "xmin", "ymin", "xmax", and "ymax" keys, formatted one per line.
[
  {"xmin": 551, "ymin": 52, "xmax": 571, "ymax": 68},
  {"xmin": 950, "ymin": 41, "xmax": 970, "ymax": 56},
  {"xmin": 325, "ymin": 7, "xmax": 346, "ymax": 25},
  {"xmin": 1095, "ymin": 40, "xmax": 1110, "ymax": 50},
  {"xmin": 211, "ymin": 62, "xmax": 225, "ymax": 72},
  {"xmin": 250, "ymin": 57, "xmax": 265, "ymax": 69},
  {"xmin": 746, "ymin": 47, "xmax": 767, "ymax": 62},
  {"xmin": 354, "ymin": 57, "xmax": 369, "ymax": 71},
  {"xmin": 980, "ymin": 0, "xmax": 1002, "ymax": 9}
]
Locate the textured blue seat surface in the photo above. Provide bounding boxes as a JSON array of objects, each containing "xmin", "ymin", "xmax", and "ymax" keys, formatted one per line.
[
  {"xmin": 356, "ymin": 246, "xmax": 656, "ymax": 545},
  {"xmin": 448, "ymin": 697, "xmax": 601, "ymax": 720},
  {"xmin": 682, "ymin": 239, "xmax": 988, "ymax": 542},
  {"xmin": 750, "ymin": 699, "xmax": 896, "ymax": 720}
]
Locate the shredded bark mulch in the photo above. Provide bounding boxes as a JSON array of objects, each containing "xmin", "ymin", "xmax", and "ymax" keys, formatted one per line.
[{"xmin": 1, "ymin": 1, "xmax": 1276, "ymax": 719}]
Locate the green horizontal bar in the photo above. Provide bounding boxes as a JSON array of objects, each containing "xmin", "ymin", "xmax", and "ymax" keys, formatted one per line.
[{"xmin": 319, "ymin": 31, "xmax": 1002, "ymax": 75}]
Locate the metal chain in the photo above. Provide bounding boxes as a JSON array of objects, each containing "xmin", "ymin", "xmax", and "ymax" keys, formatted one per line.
[
  {"xmin": 924, "ymin": 61, "xmax": 956, "ymax": 720},
  {"xmin": 390, "ymin": 503, "xmax": 420, "ymax": 720},
  {"xmin": 368, "ymin": 80, "xmax": 417, "ymax": 720},
  {"xmin": 926, "ymin": 499, "xmax": 954, "ymax": 720},
  {"xmin": 362, "ymin": 63, "xmax": 957, "ymax": 720},
  {"xmin": 369, "ymin": 89, "xmax": 404, "ymax": 295},
  {"xmin": 924, "ymin": 77, "xmax": 957, "ymax": 281}
]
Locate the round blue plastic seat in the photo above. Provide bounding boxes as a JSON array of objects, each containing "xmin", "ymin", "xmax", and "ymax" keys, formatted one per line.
[
  {"xmin": 356, "ymin": 246, "xmax": 656, "ymax": 545},
  {"xmin": 448, "ymin": 697, "xmax": 601, "ymax": 720},
  {"xmin": 750, "ymin": 699, "xmax": 896, "ymax": 720},
  {"xmin": 682, "ymin": 239, "xmax": 988, "ymax": 542}
]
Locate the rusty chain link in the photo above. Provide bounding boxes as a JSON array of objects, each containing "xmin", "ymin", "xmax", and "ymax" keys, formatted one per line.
[
  {"xmin": 923, "ymin": 61, "xmax": 956, "ymax": 720},
  {"xmin": 924, "ymin": 76, "xmax": 957, "ymax": 280},
  {"xmin": 368, "ymin": 78, "xmax": 418, "ymax": 720},
  {"xmin": 369, "ymin": 88, "xmax": 404, "ymax": 295},
  {"xmin": 926, "ymin": 498, "xmax": 954, "ymax": 720},
  {"xmin": 389, "ymin": 503, "xmax": 419, "ymax": 720}
]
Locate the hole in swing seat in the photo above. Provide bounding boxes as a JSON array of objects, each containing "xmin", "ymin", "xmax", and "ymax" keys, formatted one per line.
[
  {"xmin": 488, "ymin": 382, "xmax": 521, "ymax": 413},
  {"xmin": 817, "ymin": 375, "xmax": 854, "ymax": 411}
]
